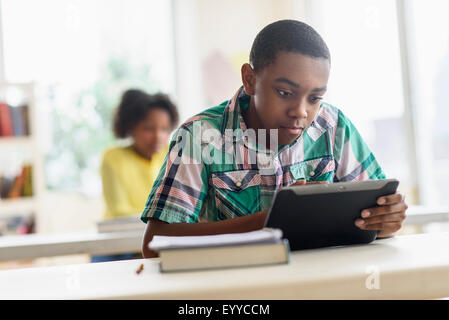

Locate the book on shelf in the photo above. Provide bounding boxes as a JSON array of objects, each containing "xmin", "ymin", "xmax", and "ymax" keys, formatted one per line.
[
  {"xmin": 96, "ymin": 215, "xmax": 144, "ymax": 233},
  {"xmin": 0, "ymin": 165, "xmax": 33, "ymax": 199},
  {"xmin": 0, "ymin": 101, "xmax": 13, "ymax": 137},
  {"xmin": 0, "ymin": 176, "xmax": 14, "ymax": 199},
  {"xmin": 22, "ymin": 165, "xmax": 33, "ymax": 197},
  {"xmin": 0, "ymin": 101, "xmax": 30, "ymax": 137},
  {"xmin": 11, "ymin": 105, "xmax": 29, "ymax": 136},
  {"xmin": 148, "ymin": 228, "xmax": 290, "ymax": 273},
  {"xmin": 0, "ymin": 213, "xmax": 35, "ymax": 236},
  {"xmin": 8, "ymin": 166, "xmax": 26, "ymax": 198}
]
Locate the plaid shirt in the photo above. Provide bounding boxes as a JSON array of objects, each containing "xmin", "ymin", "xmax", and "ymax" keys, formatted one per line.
[{"xmin": 141, "ymin": 87, "xmax": 385, "ymax": 224}]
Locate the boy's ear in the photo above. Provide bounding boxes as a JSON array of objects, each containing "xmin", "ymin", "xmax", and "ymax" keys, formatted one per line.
[{"xmin": 241, "ymin": 63, "xmax": 256, "ymax": 95}]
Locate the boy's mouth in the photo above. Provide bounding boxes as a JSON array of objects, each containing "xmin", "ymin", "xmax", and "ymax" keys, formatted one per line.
[{"xmin": 280, "ymin": 126, "xmax": 304, "ymax": 135}]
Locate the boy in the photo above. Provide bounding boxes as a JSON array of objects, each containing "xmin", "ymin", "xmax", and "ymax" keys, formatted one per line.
[{"xmin": 141, "ymin": 20, "xmax": 407, "ymax": 258}]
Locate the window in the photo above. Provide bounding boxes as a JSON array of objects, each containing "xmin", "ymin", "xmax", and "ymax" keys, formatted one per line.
[
  {"xmin": 2, "ymin": 0, "xmax": 176, "ymax": 194},
  {"xmin": 308, "ymin": 0, "xmax": 414, "ymax": 202},
  {"xmin": 406, "ymin": 0, "xmax": 449, "ymax": 206}
]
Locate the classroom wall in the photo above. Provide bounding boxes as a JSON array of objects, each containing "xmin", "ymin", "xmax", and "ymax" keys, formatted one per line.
[
  {"xmin": 173, "ymin": 0, "xmax": 308, "ymax": 122},
  {"xmin": 196, "ymin": 0, "xmax": 307, "ymax": 107},
  {"xmin": 39, "ymin": 191, "xmax": 103, "ymax": 234}
]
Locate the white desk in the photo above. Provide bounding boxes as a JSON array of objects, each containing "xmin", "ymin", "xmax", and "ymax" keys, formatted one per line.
[
  {"xmin": 405, "ymin": 206, "xmax": 449, "ymax": 225},
  {"xmin": 0, "ymin": 230, "xmax": 143, "ymax": 261},
  {"xmin": 0, "ymin": 232, "xmax": 448, "ymax": 299},
  {"xmin": 0, "ymin": 205, "xmax": 446, "ymax": 263}
]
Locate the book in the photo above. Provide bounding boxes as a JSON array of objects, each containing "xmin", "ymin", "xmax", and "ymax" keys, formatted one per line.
[
  {"xmin": 0, "ymin": 102, "xmax": 13, "ymax": 137},
  {"xmin": 21, "ymin": 104, "xmax": 30, "ymax": 136},
  {"xmin": 96, "ymin": 215, "xmax": 144, "ymax": 233},
  {"xmin": 148, "ymin": 228, "xmax": 290, "ymax": 273},
  {"xmin": 0, "ymin": 165, "xmax": 33, "ymax": 199},
  {"xmin": 0, "ymin": 213, "xmax": 35, "ymax": 236},
  {"xmin": 8, "ymin": 166, "xmax": 27, "ymax": 198},
  {"xmin": 0, "ymin": 175, "xmax": 14, "ymax": 199},
  {"xmin": 10, "ymin": 105, "xmax": 28, "ymax": 136},
  {"xmin": 22, "ymin": 165, "xmax": 33, "ymax": 197}
]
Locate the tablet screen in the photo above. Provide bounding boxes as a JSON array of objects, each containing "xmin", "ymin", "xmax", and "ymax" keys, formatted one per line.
[{"xmin": 264, "ymin": 179, "xmax": 399, "ymax": 250}]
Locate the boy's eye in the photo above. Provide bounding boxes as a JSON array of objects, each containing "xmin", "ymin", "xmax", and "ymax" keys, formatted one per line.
[
  {"xmin": 276, "ymin": 89, "xmax": 293, "ymax": 98},
  {"xmin": 310, "ymin": 96, "xmax": 323, "ymax": 104}
]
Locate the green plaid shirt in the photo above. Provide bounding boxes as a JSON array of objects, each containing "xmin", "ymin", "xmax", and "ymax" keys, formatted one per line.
[{"xmin": 141, "ymin": 87, "xmax": 385, "ymax": 224}]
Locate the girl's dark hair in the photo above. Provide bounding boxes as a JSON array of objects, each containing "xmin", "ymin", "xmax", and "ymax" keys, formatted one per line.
[{"xmin": 113, "ymin": 89, "xmax": 179, "ymax": 139}]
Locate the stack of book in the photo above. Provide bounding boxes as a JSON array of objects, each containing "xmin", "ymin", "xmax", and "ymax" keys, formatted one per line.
[
  {"xmin": 0, "ymin": 101, "xmax": 30, "ymax": 137},
  {"xmin": 148, "ymin": 228, "xmax": 290, "ymax": 273},
  {"xmin": 0, "ymin": 165, "xmax": 33, "ymax": 199}
]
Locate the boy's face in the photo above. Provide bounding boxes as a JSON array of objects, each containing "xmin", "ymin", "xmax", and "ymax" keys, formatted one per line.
[{"xmin": 242, "ymin": 51, "xmax": 330, "ymax": 145}]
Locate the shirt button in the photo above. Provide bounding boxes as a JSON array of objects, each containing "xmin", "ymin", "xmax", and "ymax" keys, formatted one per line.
[
  {"xmin": 310, "ymin": 171, "xmax": 315, "ymax": 176},
  {"xmin": 236, "ymin": 181, "xmax": 242, "ymax": 187}
]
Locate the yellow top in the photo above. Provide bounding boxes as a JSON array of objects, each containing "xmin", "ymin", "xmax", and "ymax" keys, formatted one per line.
[{"xmin": 100, "ymin": 145, "xmax": 168, "ymax": 219}]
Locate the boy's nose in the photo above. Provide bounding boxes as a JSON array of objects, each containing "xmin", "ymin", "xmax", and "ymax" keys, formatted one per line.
[{"xmin": 287, "ymin": 102, "xmax": 308, "ymax": 119}]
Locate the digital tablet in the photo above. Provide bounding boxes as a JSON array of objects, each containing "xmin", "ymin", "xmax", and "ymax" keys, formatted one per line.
[{"xmin": 264, "ymin": 179, "xmax": 399, "ymax": 251}]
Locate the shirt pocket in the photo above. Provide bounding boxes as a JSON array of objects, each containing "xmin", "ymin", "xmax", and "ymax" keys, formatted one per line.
[
  {"xmin": 289, "ymin": 156, "xmax": 335, "ymax": 183},
  {"xmin": 210, "ymin": 169, "xmax": 261, "ymax": 220}
]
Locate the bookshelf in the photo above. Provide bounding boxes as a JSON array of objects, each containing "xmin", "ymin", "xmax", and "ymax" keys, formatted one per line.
[{"xmin": 0, "ymin": 82, "xmax": 44, "ymax": 234}]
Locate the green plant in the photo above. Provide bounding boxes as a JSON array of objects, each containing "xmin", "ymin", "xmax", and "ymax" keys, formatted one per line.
[{"xmin": 45, "ymin": 55, "xmax": 160, "ymax": 192}]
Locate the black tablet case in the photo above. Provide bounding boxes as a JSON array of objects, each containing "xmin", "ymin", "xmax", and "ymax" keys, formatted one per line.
[{"xmin": 265, "ymin": 180, "xmax": 399, "ymax": 251}]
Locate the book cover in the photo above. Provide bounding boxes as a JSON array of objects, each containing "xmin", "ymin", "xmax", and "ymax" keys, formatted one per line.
[
  {"xmin": 0, "ymin": 214, "xmax": 35, "ymax": 236},
  {"xmin": 158, "ymin": 239, "xmax": 290, "ymax": 273},
  {"xmin": 10, "ymin": 105, "xmax": 27, "ymax": 136},
  {"xmin": 21, "ymin": 104, "xmax": 30, "ymax": 136},
  {"xmin": 149, "ymin": 228, "xmax": 284, "ymax": 250},
  {"xmin": 149, "ymin": 229, "xmax": 290, "ymax": 273},
  {"xmin": 22, "ymin": 165, "xmax": 33, "ymax": 197},
  {"xmin": 0, "ymin": 175, "xmax": 14, "ymax": 199},
  {"xmin": 7, "ymin": 166, "xmax": 27, "ymax": 198},
  {"xmin": 0, "ymin": 102, "xmax": 14, "ymax": 136}
]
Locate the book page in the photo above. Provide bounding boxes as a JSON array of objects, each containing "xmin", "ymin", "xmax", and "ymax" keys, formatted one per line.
[{"xmin": 148, "ymin": 228, "xmax": 283, "ymax": 250}]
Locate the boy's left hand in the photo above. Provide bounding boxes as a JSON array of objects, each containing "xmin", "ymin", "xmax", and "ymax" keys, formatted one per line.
[{"xmin": 354, "ymin": 192, "xmax": 408, "ymax": 239}]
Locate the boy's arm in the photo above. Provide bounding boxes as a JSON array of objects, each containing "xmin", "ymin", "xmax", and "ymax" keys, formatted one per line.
[
  {"xmin": 141, "ymin": 180, "xmax": 324, "ymax": 257},
  {"xmin": 142, "ymin": 210, "xmax": 268, "ymax": 258}
]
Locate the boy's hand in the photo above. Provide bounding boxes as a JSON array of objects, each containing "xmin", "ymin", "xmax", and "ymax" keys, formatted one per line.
[{"xmin": 355, "ymin": 193, "xmax": 408, "ymax": 239}]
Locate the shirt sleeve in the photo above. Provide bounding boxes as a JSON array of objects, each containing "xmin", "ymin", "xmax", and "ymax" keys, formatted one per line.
[
  {"xmin": 332, "ymin": 109, "xmax": 386, "ymax": 182},
  {"xmin": 101, "ymin": 154, "xmax": 137, "ymax": 218},
  {"xmin": 140, "ymin": 124, "xmax": 209, "ymax": 224}
]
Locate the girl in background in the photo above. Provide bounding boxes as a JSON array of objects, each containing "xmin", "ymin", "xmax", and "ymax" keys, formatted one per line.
[{"xmin": 92, "ymin": 89, "xmax": 178, "ymax": 262}]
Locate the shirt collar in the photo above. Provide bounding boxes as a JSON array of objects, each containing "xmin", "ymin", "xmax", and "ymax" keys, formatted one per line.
[
  {"xmin": 219, "ymin": 86, "xmax": 326, "ymax": 156},
  {"xmin": 219, "ymin": 87, "xmax": 271, "ymax": 154},
  {"xmin": 220, "ymin": 86, "xmax": 248, "ymax": 134}
]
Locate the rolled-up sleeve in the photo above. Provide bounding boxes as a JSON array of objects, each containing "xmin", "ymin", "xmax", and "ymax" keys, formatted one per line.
[
  {"xmin": 140, "ymin": 124, "xmax": 209, "ymax": 224},
  {"xmin": 332, "ymin": 110, "xmax": 386, "ymax": 182}
]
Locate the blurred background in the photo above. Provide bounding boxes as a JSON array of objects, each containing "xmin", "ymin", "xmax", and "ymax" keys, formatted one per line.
[{"xmin": 0, "ymin": 0, "xmax": 449, "ymax": 268}]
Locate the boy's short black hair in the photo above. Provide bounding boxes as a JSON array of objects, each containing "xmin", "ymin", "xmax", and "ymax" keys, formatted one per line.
[
  {"xmin": 113, "ymin": 89, "xmax": 179, "ymax": 139},
  {"xmin": 250, "ymin": 19, "xmax": 331, "ymax": 72}
]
